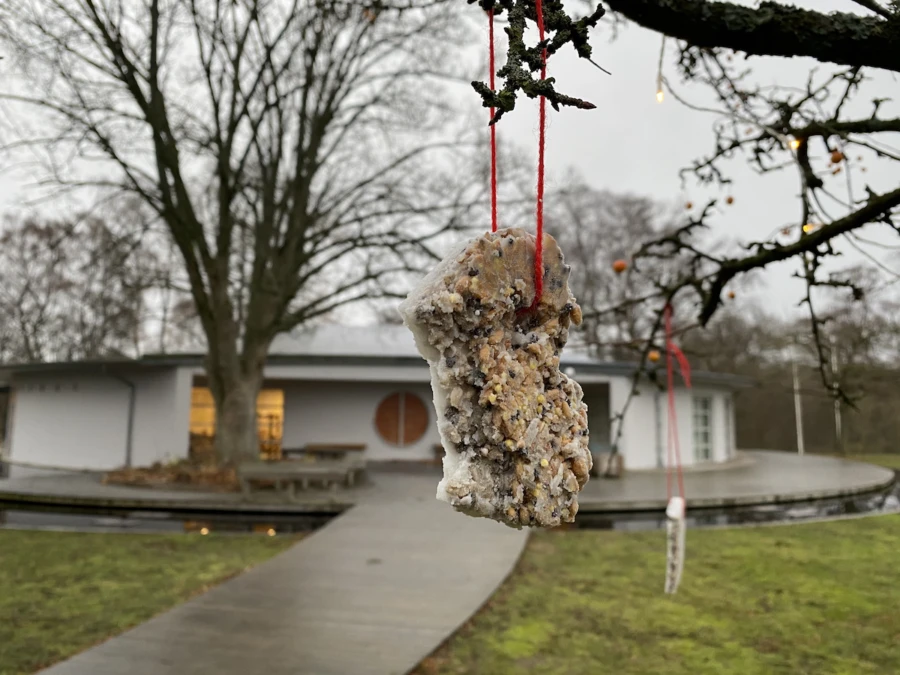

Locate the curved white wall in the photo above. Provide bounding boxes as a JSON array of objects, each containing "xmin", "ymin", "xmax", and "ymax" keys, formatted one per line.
[
  {"xmin": 6, "ymin": 368, "xmax": 192, "ymax": 476},
  {"xmin": 281, "ymin": 380, "xmax": 440, "ymax": 462},
  {"xmin": 4, "ymin": 364, "xmax": 736, "ymax": 472}
]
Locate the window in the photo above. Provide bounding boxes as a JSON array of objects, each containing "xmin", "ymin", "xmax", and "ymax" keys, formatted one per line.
[
  {"xmin": 693, "ymin": 396, "xmax": 713, "ymax": 462},
  {"xmin": 375, "ymin": 392, "xmax": 428, "ymax": 447},
  {"xmin": 189, "ymin": 387, "xmax": 284, "ymax": 460},
  {"xmin": 189, "ymin": 387, "xmax": 216, "ymax": 438}
]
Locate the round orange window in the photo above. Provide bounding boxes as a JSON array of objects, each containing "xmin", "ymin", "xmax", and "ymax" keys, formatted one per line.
[{"xmin": 375, "ymin": 392, "xmax": 429, "ymax": 446}]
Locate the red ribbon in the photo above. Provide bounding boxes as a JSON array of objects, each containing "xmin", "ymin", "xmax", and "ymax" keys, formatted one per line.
[
  {"xmin": 488, "ymin": 9, "xmax": 498, "ymax": 233},
  {"xmin": 487, "ymin": 2, "xmax": 547, "ymax": 311},
  {"xmin": 665, "ymin": 303, "xmax": 689, "ymax": 502}
]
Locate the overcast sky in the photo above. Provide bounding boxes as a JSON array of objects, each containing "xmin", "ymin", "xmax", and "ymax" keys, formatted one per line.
[{"xmin": 1, "ymin": 0, "xmax": 897, "ymax": 326}]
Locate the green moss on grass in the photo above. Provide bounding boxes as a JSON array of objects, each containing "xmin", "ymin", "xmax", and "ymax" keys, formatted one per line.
[
  {"xmin": 851, "ymin": 454, "xmax": 900, "ymax": 470},
  {"xmin": 416, "ymin": 516, "xmax": 900, "ymax": 675},
  {"xmin": 0, "ymin": 531, "xmax": 296, "ymax": 675}
]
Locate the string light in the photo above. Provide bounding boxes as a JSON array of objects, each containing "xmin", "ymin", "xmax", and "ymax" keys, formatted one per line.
[
  {"xmin": 655, "ymin": 35, "xmax": 666, "ymax": 104},
  {"xmin": 200, "ymin": 527, "xmax": 210, "ymax": 535},
  {"xmin": 789, "ymin": 139, "xmax": 801, "ymax": 150},
  {"xmin": 802, "ymin": 223, "xmax": 817, "ymax": 234},
  {"xmin": 267, "ymin": 528, "xmax": 276, "ymax": 537}
]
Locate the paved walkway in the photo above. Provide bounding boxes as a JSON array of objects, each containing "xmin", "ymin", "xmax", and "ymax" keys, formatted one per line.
[
  {"xmin": 35, "ymin": 472, "xmax": 528, "ymax": 675},
  {"xmin": 7, "ymin": 453, "xmax": 894, "ymax": 674},
  {"xmin": 2, "ymin": 451, "xmax": 894, "ymax": 515}
]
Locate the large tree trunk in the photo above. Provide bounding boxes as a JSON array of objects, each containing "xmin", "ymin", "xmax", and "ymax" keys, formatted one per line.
[
  {"xmin": 212, "ymin": 372, "xmax": 263, "ymax": 465},
  {"xmin": 206, "ymin": 325, "xmax": 270, "ymax": 465}
]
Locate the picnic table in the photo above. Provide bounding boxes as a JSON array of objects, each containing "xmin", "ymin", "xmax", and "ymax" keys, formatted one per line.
[
  {"xmin": 237, "ymin": 456, "xmax": 366, "ymax": 502},
  {"xmin": 282, "ymin": 443, "xmax": 367, "ymax": 462}
]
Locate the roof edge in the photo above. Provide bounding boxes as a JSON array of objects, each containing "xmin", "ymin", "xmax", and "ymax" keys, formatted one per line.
[{"xmin": 0, "ymin": 352, "xmax": 753, "ymax": 388}]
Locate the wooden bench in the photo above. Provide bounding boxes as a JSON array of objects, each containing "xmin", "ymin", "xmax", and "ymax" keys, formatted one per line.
[
  {"xmin": 282, "ymin": 443, "xmax": 367, "ymax": 462},
  {"xmin": 237, "ymin": 459, "xmax": 364, "ymax": 501}
]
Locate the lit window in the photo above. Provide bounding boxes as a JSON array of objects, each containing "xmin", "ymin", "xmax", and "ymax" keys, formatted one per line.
[
  {"xmin": 693, "ymin": 396, "xmax": 713, "ymax": 461},
  {"xmin": 189, "ymin": 387, "xmax": 216, "ymax": 438},
  {"xmin": 374, "ymin": 392, "xmax": 428, "ymax": 447},
  {"xmin": 189, "ymin": 387, "xmax": 284, "ymax": 460}
]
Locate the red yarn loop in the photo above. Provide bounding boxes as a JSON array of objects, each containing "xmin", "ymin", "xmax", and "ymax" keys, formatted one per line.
[
  {"xmin": 488, "ymin": 9, "xmax": 498, "ymax": 233},
  {"xmin": 533, "ymin": 0, "xmax": 546, "ymax": 306},
  {"xmin": 486, "ymin": 2, "xmax": 547, "ymax": 311},
  {"xmin": 665, "ymin": 304, "xmax": 690, "ymax": 502}
]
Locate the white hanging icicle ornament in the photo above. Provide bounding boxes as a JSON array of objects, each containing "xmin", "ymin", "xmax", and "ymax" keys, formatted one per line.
[
  {"xmin": 664, "ymin": 495, "xmax": 686, "ymax": 594},
  {"xmin": 662, "ymin": 302, "xmax": 690, "ymax": 595}
]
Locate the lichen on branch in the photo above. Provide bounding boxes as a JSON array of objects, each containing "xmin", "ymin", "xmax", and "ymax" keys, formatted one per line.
[{"xmin": 469, "ymin": 0, "xmax": 606, "ymax": 124}]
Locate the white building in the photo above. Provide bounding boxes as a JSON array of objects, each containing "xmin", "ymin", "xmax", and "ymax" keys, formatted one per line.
[{"xmin": 0, "ymin": 325, "xmax": 748, "ymax": 476}]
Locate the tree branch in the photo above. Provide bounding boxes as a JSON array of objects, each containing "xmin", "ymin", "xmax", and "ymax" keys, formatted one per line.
[{"xmin": 606, "ymin": 0, "xmax": 900, "ymax": 72}]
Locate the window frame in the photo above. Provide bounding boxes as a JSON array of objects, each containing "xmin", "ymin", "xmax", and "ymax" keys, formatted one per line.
[
  {"xmin": 374, "ymin": 391, "xmax": 429, "ymax": 447},
  {"xmin": 692, "ymin": 395, "xmax": 714, "ymax": 462},
  {"xmin": 723, "ymin": 396, "xmax": 734, "ymax": 458}
]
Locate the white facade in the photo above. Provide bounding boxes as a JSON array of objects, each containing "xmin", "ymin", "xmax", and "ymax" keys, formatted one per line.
[
  {"xmin": 282, "ymin": 380, "xmax": 440, "ymax": 462},
  {"xmin": 4, "ymin": 367, "xmax": 193, "ymax": 476},
  {"xmin": 0, "ymin": 326, "xmax": 747, "ymax": 474}
]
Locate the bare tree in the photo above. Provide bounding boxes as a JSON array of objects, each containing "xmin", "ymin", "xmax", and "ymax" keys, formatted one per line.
[
  {"xmin": 597, "ymin": 0, "xmax": 900, "ymax": 399},
  {"xmin": 0, "ymin": 215, "xmax": 163, "ymax": 362},
  {"xmin": 0, "ymin": 0, "xmax": 484, "ymax": 461},
  {"xmin": 548, "ymin": 175, "xmax": 687, "ymax": 357},
  {"xmin": 464, "ymin": 1, "xmax": 900, "ymax": 394}
]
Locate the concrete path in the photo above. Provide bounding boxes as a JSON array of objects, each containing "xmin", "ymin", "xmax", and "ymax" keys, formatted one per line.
[{"xmin": 35, "ymin": 472, "xmax": 528, "ymax": 675}]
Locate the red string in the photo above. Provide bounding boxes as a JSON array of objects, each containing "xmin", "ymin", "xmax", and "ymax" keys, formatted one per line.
[
  {"xmin": 533, "ymin": 0, "xmax": 546, "ymax": 305},
  {"xmin": 665, "ymin": 304, "xmax": 689, "ymax": 503},
  {"xmin": 488, "ymin": 9, "xmax": 498, "ymax": 233}
]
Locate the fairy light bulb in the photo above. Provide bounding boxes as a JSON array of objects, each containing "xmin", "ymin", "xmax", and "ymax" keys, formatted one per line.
[
  {"xmin": 802, "ymin": 223, "xmax": 816, "ymax": 234},
  {"xmin": 789, "ymin": 139, "xmax": 801, "ymax": 150},
  {"xmin": 655, "ymin": 36, "xmax": 666, "ymax": 105}
]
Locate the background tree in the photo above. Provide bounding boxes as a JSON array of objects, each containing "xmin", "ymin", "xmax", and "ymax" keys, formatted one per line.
[
  {"xmin": 0, "ymin": 215, "xmax": 164, "ymax": 362},
  {"xmin": 548, "ymin": 176, "xmax": 685, "ymax": 358},
  {"xmin": 681, "ymin": 286, "xmax": 900, "ymax": 456},
  {"xmin": 466, "ymin": 1, "xmax": 900, "ymax": 405},
  {"xmin": 0, "ymin": 0, "xmax": 484, "ymax": 462},
  {"xmin": 478, "ymin": 1, "xmax": 900, "ymax": 459},
  {"xmin": 598, "ymin": 0, "xmax": 900, "ymax": 400}
]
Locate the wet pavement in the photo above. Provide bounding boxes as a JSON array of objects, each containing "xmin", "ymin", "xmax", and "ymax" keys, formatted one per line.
[
  {"xmin": 1, "ymin": 451, "xmax": 895, "ymax": 532},
  {"xmin": 2, "ymin": 458, "xmax": 896, "ymax": 535}
]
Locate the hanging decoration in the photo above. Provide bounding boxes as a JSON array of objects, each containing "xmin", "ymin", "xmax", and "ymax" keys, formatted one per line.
[
  {"xmin": 664, "ymin": 303, "xmax": 691, "ymax": 594},
  {"xmin": 469, "ymin": 0, "xmax": 607, "ymax": 124},
  {"xmin": 399, "ymin": 0, "xmax": 598, "ymax": 529},
  {"xmin": 655, "ymin": 36, "xmax": 666, "ymax": 103},
  {"xmin": 489, "ymin": 7, "xmax": 499, "ymax": 233}
]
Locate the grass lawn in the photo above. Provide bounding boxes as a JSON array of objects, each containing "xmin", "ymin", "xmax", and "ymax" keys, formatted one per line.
[
  {"xmin": 416, "ymin": 515, "xmax": 900, "ymax": 675},
  {"xmin": 0, "ymin": 531, "xmax": 297, "ymax": 675},
  {"xmin": 849, "ymin": 453, "xmax": 900, "ymax": 470}
]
